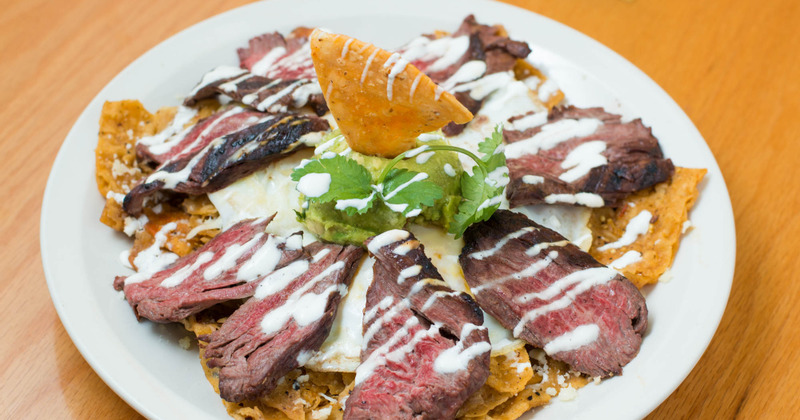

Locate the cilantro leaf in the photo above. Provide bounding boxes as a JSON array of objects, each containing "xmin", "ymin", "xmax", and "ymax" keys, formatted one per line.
[
  {"xmin": 449, "ymin": 126, "xmax": 507, "ymax": 238},
  {"xmin": 478, "ymin": 125, "xmax": 504, "ymax": 156},
  {"xmin": 380, "ymin": 168, "xmax": 443, "ymax": 217},
  {"xmin": 291, "ymin": 155, "xmax": 376, "ymax": 215}
]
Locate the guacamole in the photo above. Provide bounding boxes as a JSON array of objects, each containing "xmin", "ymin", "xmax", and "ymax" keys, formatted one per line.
[{"xmin": 298, "ymin": 132, "xmax": 462, "ymax": 245}]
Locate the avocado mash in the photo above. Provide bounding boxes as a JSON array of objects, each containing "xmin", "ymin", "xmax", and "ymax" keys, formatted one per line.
[{"xmin": 298, "ymin": 132, "xmax": 462, "ymax": 245}]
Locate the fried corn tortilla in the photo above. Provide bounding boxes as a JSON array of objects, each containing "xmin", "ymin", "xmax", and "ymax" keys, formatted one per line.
[
  {"xmin": 310, "ymin": 29, "xmax": 473, "ymax": 157},
  {"xmin": 589, "ymin": 167, "xmax": 707, "ymax": 288}
]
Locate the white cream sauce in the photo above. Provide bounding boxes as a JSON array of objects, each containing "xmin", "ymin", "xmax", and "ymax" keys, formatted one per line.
[
  {"xmin": 609, "ymin": 250, "xmax": 643, "ymax": 270},
  {"xmin": 504, "ymin": 118, "xmax": 604, "ymax": 160},
  {"xmin": 296, "ymin": 172, "xmax": 331, "ymax": 198},
  {"xmin": 597, "ymin": 210, "xmax": 652, "ymax": 251},
  {"xmin": 559, "ymin": 140, "xmax": 607, "ymax": 183},
  {"xmin": 543, "ymin": 324, "xmax": 600, "ymax": 355}
]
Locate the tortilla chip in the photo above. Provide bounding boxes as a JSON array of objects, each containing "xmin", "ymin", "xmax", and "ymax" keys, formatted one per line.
[
  {"xmin": 486, "ymin": 347, "xmax": 534, "ymax": 393},
  {"xmin": 589, "ymin": 167, "xmax": 706, "ymax": 288},
  {"xmin": 484, "ymin": 350, "xmax": 588, "ymax": 420},
  {"xmin": 309, "ymin": 29, "xmax": 473, "ymax": 157},
  {"xmin": 96, "ymin": 100, "xmax": 220, "ymax": 232}
]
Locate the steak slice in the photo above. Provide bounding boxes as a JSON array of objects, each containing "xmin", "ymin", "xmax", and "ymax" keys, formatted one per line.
[
  {"xmin": 345, "ymin": 230, "xmax": 490, "ymax": 420},
  {"xmin": 114, "ymin": 216, "xmax": 305, "ymax": 322},
  {"xmin": 504, "ymin": 106, "xmax": 675, "ymax": 208},
  {"xmin": 202, "ymin": 242, "xmax": 364, "ymax": 402},
  {"xmin": 184, "ymin": 67, "xmax": 327, "ymax": 116},
  {"xmin": 238, "ymin": 28, "xmax": 316, "ymax": 80},
  {"xmin": 123, "ymin": 110, "xmax": 329, "ymax": 216},
  {"xmin": 136, "ymin": 106, "xmax": 265, "ymax": 166},
  {"xmin": 459, "ymin": 210, "xmax": 647, "ymax": 378},
  {"xmin": 397, "ymin": 15, "xmax": 532, "ymax": 136},
  {"xmin": 398, "ymin": 15, "xmax": 530, "ymax": 85}
]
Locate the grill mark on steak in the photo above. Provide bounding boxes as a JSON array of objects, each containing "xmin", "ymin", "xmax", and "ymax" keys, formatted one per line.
[
  {"xmin": 459, "ymin": 210, "xmax": 648, "ymax": 378},
  {"xmin": 344, "ymin": 230, "xmax": 490, "ymax": 420},
  {"xmin": 114, "ymin": 216, "xmax": 306, "ymax": 322},
  {"xmin": 123, "ymin": 109, "xmax": 329, "ymax": 216},
  {"xmin": 504, "ymin": 106, "xmax": 674, "ymax": 208},
  {"xmin": 201, "ymin": 242, "xmax": 364, "ymax": 403}
]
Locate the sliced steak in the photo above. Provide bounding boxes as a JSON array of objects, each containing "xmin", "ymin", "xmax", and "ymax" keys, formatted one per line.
[
  {"xmin": 398, "ymin": 14, "xmax": 530, "ymax": 85},
  {"xmin": 504, "ymin": 106, "xmax": 675, "ymax": 208},
  {"xmin": 123, "ymin": 110, "xmax": 329, "ymax": 216},
  {"xmin": 345, "ymin": 230, "xmax": 490, "ymax": 420},
  {"xmin": 183, "ymin": 67, "xmax": 327, "ymax": 116},
  {"xmin": 114, "ymin": 216, "xmax": 306, "ymax": 322},
  {"xmin": 459, "ymin": 210, "xmax": 647, "ymax": 378},
  {"xmin": 397, "ymin": 15, "xmax": 531, "ymax": 136},
  {"xmin": 202, "ymin": 242, "xmax": 364, "ymax": 402},
  {"xmin": 137, "ymin": 106, "xmax": 263, "ymax": 166},
  {"xmin": 238, "ymin": 29, "xmax": 316, "ymax": 80}
]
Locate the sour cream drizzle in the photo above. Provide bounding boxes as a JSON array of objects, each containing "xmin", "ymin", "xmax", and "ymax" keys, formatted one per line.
[
  {"xmin": 542, "ymin": 324, "xmax": 600, "ymax": 355},
  {"xmin": 559, "ymin": 140, "xmax": 608, "ymax": 183},
  {"xmin": 137, "ymin": 105, "xmax": 199, "ymax": 155},
  {"xmin": 609, "ymin": 250, "xmax": 643, "ymax": 270},
  {"xmin": 160, "ymin": 251, "xmax": 214, "ymax": 288},
  {"xmin": 399, "ymin": 35, "xmax": 470, "ymax": 72},
  {"xmin": 504, "ymin": 118, "xmax": 604, "ymax": 160},
  {"xmin": 124, "ymin": 222, "xmax": 180, "ymax": 286},
  {"xmin": 513, "ymin": 266, "xmax": 619, "ymax": 337},
  {"xmin": 202, "ymin": 233, "xmax": 264, "ymax": 280},
  {"xmin": 297, "ymin": 173, "xmax": 332, "ymax": 198},
  {"xmin": 396, "ymin": 265, "xmax": 422, "ymax": 285},
  {"xmin": 383, "ymin": 53, "xmax": 409, "ymax": 101},
  {"xmin": 597, "ymin": 210, "xmax": 653, "ymax": 251},
  {"xmin": 259, "ymin": 259, "xmax": 347, "ymax": 335},
  {"xmin": 361, "ymin": 48, "xmax": 380, "ymax": 84},
  {"xmin": 237, "ymin": 234, "xmax": 289, "ymax": 282},
  {"xmin": 433, "ymin": 323, "xmax": 491, "ymax": 374},
  {"xmin": 544, "ymin": 193, "xmax": 604, "ymax": 208}
]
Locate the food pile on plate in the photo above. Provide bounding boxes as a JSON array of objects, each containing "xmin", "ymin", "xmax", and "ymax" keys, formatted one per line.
[{"xmin": 95, "ymin": 15, "xmax": 705, "ymax": 420}]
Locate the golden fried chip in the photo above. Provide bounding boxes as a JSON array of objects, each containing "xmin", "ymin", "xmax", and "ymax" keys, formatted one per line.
[
  {"xmin": 457, "ymin": 384, "xmax": 514, "ymax": 418},
  {"xmin": 96, "ymin": 100, "xmax": 220, "ymax": 231},
  {"xmin": 486, "ymin": 347, "xmax": 534, "ymax": 394},
  {"xmin": 589, "ymin": 167, "xmax": 707, "ymax": 288},
  {"xmin": 309, "ymin": 29, "xmax": 473, "ymax": 157},
  {"xmin": 484, "ymin": 350, "xmax": 589, "ymax": 420},
  {"xmin": 95, "ymin": 100, "xmax": 152, "ymax": 198}
]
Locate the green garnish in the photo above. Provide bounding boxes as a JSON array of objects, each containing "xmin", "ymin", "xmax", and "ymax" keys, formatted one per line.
[
  {"xmin": 291, "ymin": 155, "xmax": 375, "ymax": 216},
  {"xmin": 291, "ymin": 126, "xmax": 507, "ymax": 238},
  {"xmin": 449, "ymin": 126, "xmax": 508, "ymax": 238}
]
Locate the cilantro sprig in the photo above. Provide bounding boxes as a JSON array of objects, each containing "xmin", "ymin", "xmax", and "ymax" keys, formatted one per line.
[{"xmin": 291, "ymin": 126, "xmax": 507, "ymax": 238}]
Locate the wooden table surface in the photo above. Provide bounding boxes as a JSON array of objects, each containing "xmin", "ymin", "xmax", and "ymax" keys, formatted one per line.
[{"xmin": 2, "ymin": 0, "xmax": 798, "ymax": 418}]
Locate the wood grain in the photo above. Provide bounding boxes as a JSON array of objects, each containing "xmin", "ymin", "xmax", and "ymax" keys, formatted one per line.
[{"xmin": 2, "ymin": 0, "xmax": 797, "ymax": 418}]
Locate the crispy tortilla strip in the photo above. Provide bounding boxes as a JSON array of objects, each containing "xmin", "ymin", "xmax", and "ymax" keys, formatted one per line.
[
  {"xmin": 185, "ymin": 315, "xmax": 350, "ymax": 420},
  {"xmin": 96, "ymin": 100, "xmax": 219, "ymax": 231},
  {"xmin": 310, "ymin": 29, "xmax": 473, "ymax": 157},
  {"xmin": 487, "ymin": 350, "xmax": 588, "ymax": 420},
  {"xmin": 485, "ymin": 347, "xmax": 534, "ymax": 394},
  {"xmin": 457, "ymin": 347, "xmax": 532, "ymax": 417},
  {"xmin": 589, "ymin": 167, "xmax": 706, "ymax": 288},
  {"xmin": 95, "ymin": 100, "xmax": 153, "ymax": 199}
]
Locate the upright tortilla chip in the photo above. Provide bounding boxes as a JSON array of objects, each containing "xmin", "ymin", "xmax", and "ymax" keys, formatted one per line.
[{"xmin": 309, "ymin": 29, "xmax": 473, "ymax": 157}]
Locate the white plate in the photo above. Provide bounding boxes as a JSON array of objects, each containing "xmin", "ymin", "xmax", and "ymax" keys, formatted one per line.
[{"xmin": 41, "ymin": 0, "xmax": 736, "ymax": 419}]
